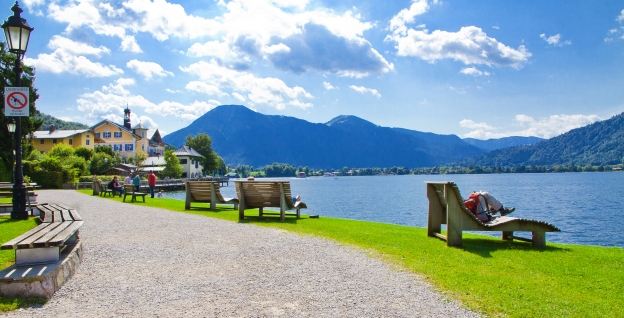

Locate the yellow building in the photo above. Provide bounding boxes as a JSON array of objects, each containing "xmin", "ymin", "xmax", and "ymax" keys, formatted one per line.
[
  {"xmin": 32, "ymin": 126, "xmax": 96, "ymax": 153},
  {"xmin": 90, "ymin": 107, "xmax": 164, "ymax": 160},
  {"xmin": 33, "ymin": 107, "xmax": 165, "ymax": 160}
]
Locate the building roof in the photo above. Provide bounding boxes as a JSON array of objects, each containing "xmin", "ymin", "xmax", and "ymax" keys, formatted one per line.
[
  {"xmin": 32, "ymin": 129, "xmax": 89, "ymax": 139},
  {"xmin": 90, "ymin": 119, "xmax": 141, "ymax": 139},
  {"xmin": 142, "ymin": 156, "xmax": 167, "ymax": 166},
  {"xmin": 173, "ymin": 145, "xmax": 203, "ymax": 158},
  {"xmin": 138, "ymin": 166, "xmax": 166, "ymax": 172},
  {"xmin": 133, "ymin": 122, "xmax": 148, "ymax": 130}
]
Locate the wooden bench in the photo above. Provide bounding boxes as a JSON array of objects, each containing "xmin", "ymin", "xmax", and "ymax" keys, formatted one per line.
[
  {"xmin": 123, "ymin": 184, "xmax": 147, "ymax": 202},
  {"xmin": 98, "ymin": 181, "xmax": 114, "ymax": 197},
  {"xmin": 426, "ymin": 181, "xmax": 560, "ymax": 248},
  {"xmin": 184, "ymin": 181, "xmax": 238, "ymax": 210},
  {"xmin": 1, "ymin": 204, "xmax": 83, "ymax": 266},
  {"xmin": 235, "ymin": 181, "xmax": 307, "ymax": 221}
]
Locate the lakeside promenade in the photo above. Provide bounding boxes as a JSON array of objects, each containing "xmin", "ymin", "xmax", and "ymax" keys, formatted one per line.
[{"xmin": 4, "ymin": 190, "xmax": 477, "ymax": 317}]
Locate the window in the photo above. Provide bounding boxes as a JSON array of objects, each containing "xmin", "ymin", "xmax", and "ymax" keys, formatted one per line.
[
  {"xmin": 114, "ymin": 144, "xmax": 122, "ymax": 152},
  {"xmin": 69, "ymin": 139, "xmax": 73, "ymax": 145},
  {"xmin": 142, "ymin": 144, "xmax": 145, "ymax": 150},
  {"xmin": 125, "ymin": 144, "xmax": 133, "ymax": 151},
  {"xmin": 114, "ymin": 132, "xmax": 122, "ymax": 138},
  {"xmin": 40, "ymin": 139, "xmax": 44, "ymax": 144},
  {"xmin": 86, "ymin": 140, "xmax": 90, "ymax": 146},
  {"xmin": 95, "ymin": 132, "xmax": 100, "ymax": 139},
  {"xmin": 53, "ymin": 139, "xmax": 57, "ymax": 144},
  {"xmin": 103, "ymin": 132, "xmax": 111, "ymax": 138},
  {"xmin": 86, "ymin": 134, "xmax": 90, "ymax": 138},
  {"xmin": 142, "ymin": 132, "xmax": 145, "ymax": 137},
  {"xmin": 182, "ymin": 172, "xmax": 187, "ymax": 178},
  {"xmin": 179, "ymin": 158, "xmax": 188, "ymax": 164}
]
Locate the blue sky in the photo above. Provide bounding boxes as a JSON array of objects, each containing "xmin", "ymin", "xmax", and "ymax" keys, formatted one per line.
[{"xmin": 10, "ymin": 0, "xmax": 624, "ymax": 139}]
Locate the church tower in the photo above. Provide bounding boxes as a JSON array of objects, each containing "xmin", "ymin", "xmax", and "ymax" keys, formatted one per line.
[{"xmin": 124, "ymin": 106, "xmax": 131, "ymax": 130}]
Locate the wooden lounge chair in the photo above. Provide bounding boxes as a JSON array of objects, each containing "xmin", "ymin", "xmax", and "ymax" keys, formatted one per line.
[
  {"xmin": 184, "ymin": 181, "xmax": 239, "ymax": 210},
  {"xmin": 234, "ymin": 181, "xmax": 307, "ymax": 221},
  {"xmin": 426, "ymin": 181, "xmax": 560, "ymax": 248}
]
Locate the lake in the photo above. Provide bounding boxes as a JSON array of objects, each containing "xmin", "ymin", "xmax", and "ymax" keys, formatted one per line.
[{"xmin": 167, "ymin": 172, "xmax": 624, "ymax": 247}]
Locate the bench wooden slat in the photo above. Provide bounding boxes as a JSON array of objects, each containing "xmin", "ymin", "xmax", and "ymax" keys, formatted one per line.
[
  {"xmin": 39, "ymin": 204, "xmax": 55, "ymax": 223},
  {"xmin": 53, "ymin": 210, "xmax": 62, "ymax": 222},
  {"xmin": 1, "ymin": 223, "xmax": 53, "ymax": 250},
  {"xmin": 49, "ymin": 221, "xmax": 84, "ymax": 246},
  {"xmin": 31, "ymin": 222, "xmax": 73, "ymax": 248},
  {"xmin": 61, "ymin": 208, "xmax": 72, "ymax": 222},
  {"xmin": 69, "ymin": 209, "xmax": 83, "ymax": 221}
]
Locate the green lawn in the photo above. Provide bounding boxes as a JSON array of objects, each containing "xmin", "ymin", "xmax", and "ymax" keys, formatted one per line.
[{"xmin": 0, "ymin": 215, "xmax": 47, "ymax": 311}]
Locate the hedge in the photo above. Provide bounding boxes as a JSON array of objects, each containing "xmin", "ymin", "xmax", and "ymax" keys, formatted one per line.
[{"xmin": 30, "ymin": 171, "xmax": 63, "ymax": 189}]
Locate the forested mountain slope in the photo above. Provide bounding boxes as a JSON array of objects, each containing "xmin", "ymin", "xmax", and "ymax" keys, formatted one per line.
[{"xmin": 459, "ymin": 112, "xmax": 624, "ymax": 166}]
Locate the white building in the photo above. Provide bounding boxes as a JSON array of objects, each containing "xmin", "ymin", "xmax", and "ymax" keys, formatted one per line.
[{"xmin": 173, "ymin": 146, "xmax": 204, "ymax": 178}]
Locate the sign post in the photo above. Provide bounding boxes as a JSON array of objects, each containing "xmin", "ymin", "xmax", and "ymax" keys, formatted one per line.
[{"xmin": 4, "ymin": 87, "xmax": 29, "ymax": 116}]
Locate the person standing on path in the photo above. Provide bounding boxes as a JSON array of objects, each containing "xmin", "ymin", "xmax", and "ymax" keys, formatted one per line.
[
  {"xmin": 148, "ymin": 170, "xmax": 157, "ymax": 198},
  {"xmin": 133, "ymin": 174, "xmax": 141, "ymax": 192},
  {"xmin": 125, "ymin": 174, "xmax": 132, "ymax": 186}
]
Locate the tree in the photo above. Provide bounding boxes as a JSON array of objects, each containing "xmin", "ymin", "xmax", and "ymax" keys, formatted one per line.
[
  {"xmin": 162, "ymin": 150, "xmax": 182, "ymax": 178},
  {"xmin": 95, "ymin": 145, "xmax": 113, "ymax": 156},
  {"xmin": 74, "ymin": 147, "xmax": 95, "ymax": 161},
  {"xmin": 133, "ymin": 149, "xmax": 148, "ymax": 168},
  {"xmin": 185, "ymin": 133, "xmax": 219, "ymax": 174},
  {"xmin": 89, "ymin": 152, "xmax": 113, "ymax": 175},
  {"xmin": 0, "ymin": 42, "xmax": 42, "ymax": 181}
]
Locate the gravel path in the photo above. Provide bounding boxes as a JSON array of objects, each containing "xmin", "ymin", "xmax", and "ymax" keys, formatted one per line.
[{"xmin": 4, "ymin": 190, "xmax": 478, "ymax": 317}]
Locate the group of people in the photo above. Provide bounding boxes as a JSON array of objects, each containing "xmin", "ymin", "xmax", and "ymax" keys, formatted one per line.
[{"xmin": 107, "ymin": 170, "xmax": 161, "ymax": 199}]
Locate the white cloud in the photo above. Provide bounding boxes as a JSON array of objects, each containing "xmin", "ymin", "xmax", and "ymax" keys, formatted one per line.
[
  {"xmin": 540, "ymin": 33, "xmax": 571, "ymax": 46},
  {"xmin": 389, "ymin": 0, "xmax": 432, "ymax": 35},
  {"xmin": 77, "ymin": 78, "xmax": 219, "ymax": 122},
  {"xmin": 388, "ymin": 26, "xmax": 531, "ymax": 69},
  {"xmin": 323, "ymin": 81, "xmax": 337, "ymax": 90},
  {"xmin": 120, "ymin": 35, "xmax": 142, "ymax": 53},
  {"xmin": 232, "ymin": 92, "xmax": 246, "ymax": 102},
  {"xmin": 181, "ymin": 59, "xmax": 313, "ymax": 110},
  {"xmin": 185, "ymin": 81, "xmax": 228, "ymax": 96},
  {"xmin": 44, "ymin": 0, "xmax": 391, "ymax": 78},
  {"xmin": 461, "ymin": 114, "xmax": 601, "ymax": 139},
  {"xmin": 349, "ymin": 85, "xmax": 381, "ymax": 98},
  {"xmin": 617, "ymin": 9, "xmax": 624, "ymax": 22},
  {"xmin": 492, "ymin": 26, "xmax": 500, "ymax": 30},
  {"xmin": 24, "ymin": 36, "xmax": 123, "ymax": 77},
  {"xmin": 460, "ymin": 67, "xmax": 490, "ymax": 76},
  {"xmin": 460, "ymin": 119, "xmax": 495, "ymax": 131},
  {"xmin": 386, "ymin": 2, "xmax": 529, "ymax": 70},
  {"xmin": 126, "ymin": 60, "xmax": 174, "ymax": 80},
  {"xmin": 187, "ymin": 41, "xmax": 233, "ymax": 59}
]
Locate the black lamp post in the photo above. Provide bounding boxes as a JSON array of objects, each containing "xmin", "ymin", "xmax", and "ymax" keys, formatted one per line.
[
  {"xmin": 6, "ymin": 117, "xmax": 16, "ymax": 183},
  {"xmin": 2, "ymin": 1, "xmax": 33, "ymax": 220}
]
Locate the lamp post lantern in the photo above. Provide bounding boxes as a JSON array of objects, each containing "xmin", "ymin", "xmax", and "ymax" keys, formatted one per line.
[{"xmin": 3, "ymin": 1, "xmax": 33, "ymax": 220}]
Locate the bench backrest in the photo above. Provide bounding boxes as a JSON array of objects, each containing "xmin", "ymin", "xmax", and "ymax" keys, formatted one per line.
[
  {"xmin": 427, "ymin": 182, "xmax": 485, "ymax": 226},
  {"xmin": 235, "ymin": 181, "xmax": 294, "ymax": 208},
  {"xmin": 123, "ymin": 184, "xmax": 135, "ymax": 193}
]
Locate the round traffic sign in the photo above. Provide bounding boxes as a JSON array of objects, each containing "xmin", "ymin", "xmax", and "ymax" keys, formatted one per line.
[{"xmin": 7, "ymin": 91, "xmax": 28, "ymax": 109}]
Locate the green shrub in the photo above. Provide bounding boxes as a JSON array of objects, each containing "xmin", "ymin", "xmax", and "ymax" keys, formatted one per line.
[{"xmin": 30, "ymin": 171, "xmax": 63, "ymax": 188}]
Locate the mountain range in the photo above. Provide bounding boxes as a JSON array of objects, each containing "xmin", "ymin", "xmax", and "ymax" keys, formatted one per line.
[
  {"xmin": 458, "ymin": 112, "xmax": 624, "ymax": 167},
  {"xmin": 162, "ymin": 105, "xmax": 542, "ymax": 168}
]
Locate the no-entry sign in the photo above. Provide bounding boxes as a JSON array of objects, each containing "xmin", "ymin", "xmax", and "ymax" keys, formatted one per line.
[{"xmin": 4, "ymin": 87, "xmax": 29, "ymax": 116}]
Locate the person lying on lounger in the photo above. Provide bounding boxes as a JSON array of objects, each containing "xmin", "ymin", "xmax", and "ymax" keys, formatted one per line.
[{"xmin": 464, "ymin": 191, "xmax": 515, "ymax": 222}]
